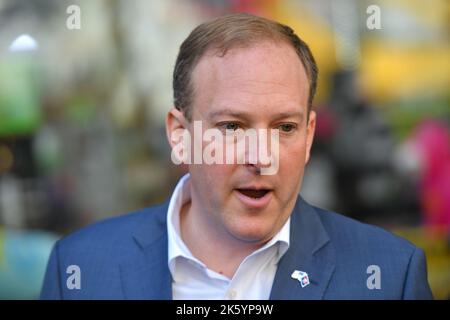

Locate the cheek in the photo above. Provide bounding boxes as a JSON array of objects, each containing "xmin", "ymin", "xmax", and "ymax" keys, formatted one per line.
[
  {"xmin": 277, "ymin": 142, "xmax": 308, "ymax": 189},
  {"xmin": 279, "ymin": 139, "xmax": 308, "ymax": 168},
  {"xmin": 190, "ymin": 163, "xmax": 234, "ymax": 191},
  {"xmin": 189, "ymin": 163, "xmax": 237, "ymax": 213}
]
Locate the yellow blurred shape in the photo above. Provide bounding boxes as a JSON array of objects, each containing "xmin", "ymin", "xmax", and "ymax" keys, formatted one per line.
[
  {"xmin": 360, "ymin": 42, "xmax": 450, "ymax": 102},
  {"xmin": 272, "ymin": 2, "xmax": 338, "ymax": 104},
  {"xmin": 0, "ymin": 145, "xmax": 14, "ymax": 174}
]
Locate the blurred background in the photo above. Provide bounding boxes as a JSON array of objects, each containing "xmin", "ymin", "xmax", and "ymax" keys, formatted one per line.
[{"xmin": 0, "ymin": 0, "xmax": 448, "ymax": 299}]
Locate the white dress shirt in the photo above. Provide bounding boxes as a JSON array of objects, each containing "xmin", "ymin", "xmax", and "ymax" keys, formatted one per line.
[{"xmin": 167, "ymin": 174, "xmax": 290, "ymax": 300}]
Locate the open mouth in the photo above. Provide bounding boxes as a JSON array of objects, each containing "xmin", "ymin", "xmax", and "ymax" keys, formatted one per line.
[
  {"xmin": 235, "ymin": 188, "xmax": 273, "ymax": 209},
  {"xmin": 236, "ymin": 189, "xmax": 271, "ymax": 199}
]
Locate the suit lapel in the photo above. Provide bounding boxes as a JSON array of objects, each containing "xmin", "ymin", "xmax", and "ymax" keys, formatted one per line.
[
  {"xmin": 270, "ymin": 198, "xmax": 336, "ymax": 300},
  {"xmin": 120, "ymin": 202, "xmax": 173, "ymax": 299}
]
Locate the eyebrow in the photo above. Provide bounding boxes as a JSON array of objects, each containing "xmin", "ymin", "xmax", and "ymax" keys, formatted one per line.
[{"xmin": 207, "ymin": 109, "xmax": 305, "ymax": 122}]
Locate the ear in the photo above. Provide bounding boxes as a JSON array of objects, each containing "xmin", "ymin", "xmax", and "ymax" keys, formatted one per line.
[
  {"xmin": 305, "ymin": 110, "xmax": 316, "ymax": 164},
  {"xmin": 165, "ymin": 107, "xmax": 188, "ymax": 149}
]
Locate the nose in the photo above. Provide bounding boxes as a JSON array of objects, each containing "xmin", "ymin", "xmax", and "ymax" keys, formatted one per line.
[{"xmin": 241, "ymin": 129, "xmax": 277, "ymax": 174}]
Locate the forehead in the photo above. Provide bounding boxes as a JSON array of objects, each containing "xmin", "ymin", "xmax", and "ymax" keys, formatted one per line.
[{"xmin": 190, "ymin": 41, "xmax": 310, "ymax": 120}]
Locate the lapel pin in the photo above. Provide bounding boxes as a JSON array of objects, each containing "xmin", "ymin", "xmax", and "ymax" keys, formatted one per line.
[{"xmin": 291, "ymin": 270, "xmax": 310, "ymax": 288}]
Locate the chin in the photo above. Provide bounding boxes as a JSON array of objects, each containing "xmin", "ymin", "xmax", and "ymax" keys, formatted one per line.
[{"xmin": 225, "ymin": 217, "xmax": 277, "ymax": 244}]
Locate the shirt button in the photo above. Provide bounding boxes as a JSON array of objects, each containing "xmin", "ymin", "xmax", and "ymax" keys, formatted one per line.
[{"xmin": 228, "ymin": 290, "xmax": 237, "ymax": 300}]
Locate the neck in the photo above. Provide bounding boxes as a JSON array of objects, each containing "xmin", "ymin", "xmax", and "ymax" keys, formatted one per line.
[{"xmin": 179, "ymin": 200, "xmax": 265, "ymax": 279}]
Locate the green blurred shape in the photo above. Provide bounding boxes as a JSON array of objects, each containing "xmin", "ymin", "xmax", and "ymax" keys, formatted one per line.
[
  {"xmin": 385, "ymin": 96, "xmax": 450, "ymax": 141},
  {"xmin": 0, "ymin": 56, "xmax": 41, "ymax": 137}
]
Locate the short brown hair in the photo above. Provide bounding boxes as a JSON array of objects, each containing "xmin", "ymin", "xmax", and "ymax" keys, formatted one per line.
[{"xmin": 173, "ymin": 13, "xmax": 318, "ymax": 120}]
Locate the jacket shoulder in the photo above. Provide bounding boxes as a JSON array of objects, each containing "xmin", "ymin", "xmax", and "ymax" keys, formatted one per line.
[
  {"xmin": 314, "ymin": 206, "xmax": 417, "ymax": 255},
  {"xmin": 311, "ymin": 206, "xmax": 433, "ymax": 298},
  {"xmin": 57, "ymin": 202, "xmax": 167, "ymax": 255}
]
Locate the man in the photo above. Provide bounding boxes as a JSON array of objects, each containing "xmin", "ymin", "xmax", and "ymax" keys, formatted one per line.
[{"xmin": 41, "ymin": 13, "xmax": 433, "ymax": 299}]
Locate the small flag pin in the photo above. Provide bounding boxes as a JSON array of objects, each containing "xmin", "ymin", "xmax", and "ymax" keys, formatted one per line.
[{"xmin": 291, "ymin": 270, "xmax": 310, "ymax": 288}]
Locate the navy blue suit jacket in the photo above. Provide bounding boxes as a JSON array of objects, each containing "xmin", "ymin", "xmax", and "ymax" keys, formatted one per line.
[{"xmin": 40, "ymin": 197, "xmax": 433, "ymax": 299}]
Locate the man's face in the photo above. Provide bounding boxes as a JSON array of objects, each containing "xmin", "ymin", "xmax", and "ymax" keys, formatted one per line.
[{"xmin": 168, "ymin": 41, "xmax": 315, "ymax": 244}]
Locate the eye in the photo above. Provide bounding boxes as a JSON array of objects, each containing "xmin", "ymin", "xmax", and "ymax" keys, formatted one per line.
[
  {"xmin": 279, "ymin": 123, "xmax": 296, "ymax": 133},
  {"xmin": 220, "ymin": 122, "xmax": 241, "ymax": 132}
]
